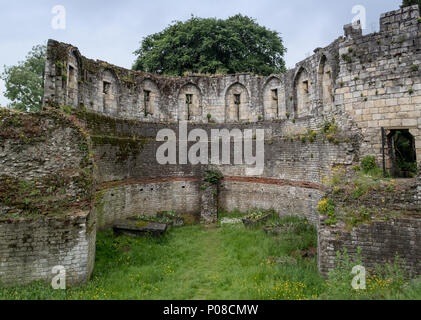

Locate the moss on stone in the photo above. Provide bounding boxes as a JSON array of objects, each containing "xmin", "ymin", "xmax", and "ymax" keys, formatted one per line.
[{"xmin": 0, "ymin": 108, "xmax": 95, "ymax": 220}]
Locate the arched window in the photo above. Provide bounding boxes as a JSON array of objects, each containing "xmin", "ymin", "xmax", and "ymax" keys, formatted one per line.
[
  {"xmin": 294, "ymin": 67, "xmax": 311, "ymax": 116},
  {"xmin": 177, "ymin": 84, "xmax": 202, "ymax": 121},
  {"xmin": 263, "ymin": 77, "xmax": 286, "ymax": 120},
  {"xmin": 101, "ymin": 70, "xmax": 119, "ymax": 115},
  {"xmin": 319, "ymin": 56, "xmax": 334, "ymax": 108},
  {"xmin": 225, "ymin": 83, "xmax": 250, "ymax": 122},
  {"xmin": 141, "ymin": 79, "xmax": 161, "ymax": 120}
]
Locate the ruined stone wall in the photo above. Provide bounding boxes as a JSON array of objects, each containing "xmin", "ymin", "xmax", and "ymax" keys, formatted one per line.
[
  {"xmin": 220, "ymin": 178, "xmax": 323, "ymax": 224},
  {"xmin": 42, "ymin": 6, "xmax": 421, "ymax": 229},
  {"xmin": 317, "ymin": 173, "xmax": 421, "ymax": 277},
  {"xmin": 335, "ymin": 5, "xmax": 421, "ymax": 170},
  {"xmin": 12, "ymin": 4, "xmax": 421, "ymax": 281},
  {"xmin": 95, "ymin": 179, "xmax": 201, "ymax": 229},
  {"xmin": 72, "ymin": 109, "xmax": 356, "ymax": 228},
  {"xmin": 42, "ymin": 33, "xmax": 341, "ymax": 127},
  {"xmin": 0, "ymin": 212, "xmax": 95, "ymax": 286},
  {"xmin": 0, "ymin": 109, "xmax": 96, "ymax": 286},
  {"xmin": 318, "ymin": 215, "xmax": 421, "ymax": 278},
  {"xmin": 44, "ymin": 6, "xmax": 421, "ymax": 174}
]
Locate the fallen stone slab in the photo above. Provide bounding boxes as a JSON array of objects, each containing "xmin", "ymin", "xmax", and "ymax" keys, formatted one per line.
[{"xmin": 113, "ymin": 218, "xmax": 168, "ymax": 238}]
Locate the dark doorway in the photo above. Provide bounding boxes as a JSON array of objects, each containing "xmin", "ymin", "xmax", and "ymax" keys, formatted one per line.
[{"xmin": 387, "ymin": 129, "xmax": 417, "ymax": 178}]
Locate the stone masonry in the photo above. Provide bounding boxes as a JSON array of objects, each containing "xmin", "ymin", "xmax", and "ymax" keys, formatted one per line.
[
  {"xmin": 1, "ymin": 5, "xmax": 421, "ymax": 285},
  {"xmin": 0, "ymin": 109, "xmax": 96, "ymax": 286}
]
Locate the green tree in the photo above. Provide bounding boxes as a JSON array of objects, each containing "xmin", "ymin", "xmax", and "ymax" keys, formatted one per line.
[
  {"xmin": 1, "ymin": 44, "xmax": 46, "ymax": 112},
  {"xmin": 401, "ymin": 0, "xmax": 421, "ymax": 10},
  {"xmin": 133, "ymin": 15, "xmax": 286, "ymax": 76}
]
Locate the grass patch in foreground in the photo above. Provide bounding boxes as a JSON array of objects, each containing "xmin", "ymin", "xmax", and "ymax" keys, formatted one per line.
[{"xmin": 0, "ymin": 215, "xmax": 420, "ymax": 300}]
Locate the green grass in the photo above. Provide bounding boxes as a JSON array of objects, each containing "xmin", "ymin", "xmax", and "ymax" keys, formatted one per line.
[{"xmin": 0, "ymin": 215, "xmax": 420, "ymax": 300}]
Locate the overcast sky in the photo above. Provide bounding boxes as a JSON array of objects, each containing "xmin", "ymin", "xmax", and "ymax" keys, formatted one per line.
[{"xmin": 0, "ymin": 0, "xmax": 402, "ymax": 106}]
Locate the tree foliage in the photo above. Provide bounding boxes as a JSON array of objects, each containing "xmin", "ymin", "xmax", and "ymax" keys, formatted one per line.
[
  {"xmin": 401, "ymin": 0, "xmax": 421, "ymax": 9},
  {"xmin": 133, "ymin": 15, "xmax": 286, "ymax": 76},
  {"xmin": 1, "ymin": 45, "xmax": 46, "ymax": 112}
]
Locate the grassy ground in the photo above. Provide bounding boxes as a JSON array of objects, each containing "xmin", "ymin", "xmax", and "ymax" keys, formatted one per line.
[{"xmin": 0, "ymin": 213, "xmax": 420, "ymax": 300}]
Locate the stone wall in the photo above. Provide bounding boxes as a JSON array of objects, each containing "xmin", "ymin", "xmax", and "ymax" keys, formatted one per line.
[
  {"xmin": 201, "ymin": 184, "xmax": 218, "ymax": 224},
  {"xmin": 0, "ymin": 109, "xmax": 96, "ymax": 286},
  {"xmin": 220, "ymin": 178, "xmax": 323, "ymax": 224},
  {"xmin": 318, "ymin": 174, "xmax": 421, "ymax": 277},
  {"xmin": 72, "ymin": 108, "xmax": 355, "ymax": 228},
  {"xmin": 0, "ymin": 212, "xmax": 95, "ymax": 286},
  {"xmin": 335, "ymin": 5, "xmax": 421, "ymax": 171},
  {"xmin": 95, "ymin": 179, "xmax": 201, "ymax": 229},
  {"xmin": 38, "ymin": 5, "xmax": 421, "ymax": 279},
  {"xmin": 44, "ymin": 6, "xmax": 421, "ymax": 177},
  {"xmin": 318, "ymin": 215, "xmax": 421, "ymax": 278},
  {"xmin": 42, "ymin": 34, "xmax": 341, "ymax": 127}
]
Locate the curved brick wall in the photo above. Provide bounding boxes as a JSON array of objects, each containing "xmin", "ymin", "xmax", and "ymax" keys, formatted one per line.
[
  {"xmin": 0, "ymin": 213, "xmax": 95, "ymax": 286},
  {"xmin": 72, "ymin": 109, "xmax": 357, "ymax": 228},
  {"xmin": 39, "ymin": 5, "xmax": 421, "ymax": 278},
  {"xmin": 0, "ymin": 109, "xmax": 96, "ymax": 286}
]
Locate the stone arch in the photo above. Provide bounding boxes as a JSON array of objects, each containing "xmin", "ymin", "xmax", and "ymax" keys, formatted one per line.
[
  {"xmin": 294, "ymin": 66, "xmax": 311, "ymax": 117},
  {"xmin": 225, "ymin": 82, "xmax": 250, "ymax": 122},
  {"xmin": 263, "ymin": 76, "xmax": 286, "ymax": 120},
  {"xmin": 318, "ymin": 55, "xmax": 334, "ymax": 108},
  {"xmin": 177, "ymin": 83, "xmax": 202, "ymax": 121},
  {"xmin": 140, "ymin": 79, "xmax": 161, "ymax": 120},
  {"xmin": 66, "ymin": 49, "xmax": 81, "ymax": 107},
  {"xmin": 100, "ymin": 69, "xmax": 119, "ymax": 115}
]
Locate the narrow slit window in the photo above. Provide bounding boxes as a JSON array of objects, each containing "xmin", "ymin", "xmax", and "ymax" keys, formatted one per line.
[
  {"xmin": 186, "ymin": 94, "xmax": 193, "ymax": 105},
  {"xmin": 103, "ymin": 81, "xmax": 111, "ymax": 94},
  {"xmin": 302, "ymin": 80, "xmax": 309, "ymax": 94},
  {"xmin": 234, "ymin": 94, "xmax": 241, "ymax": 105},
  {"xmin": 144, "ymin": 90, "xmax": 151, "ymax": 116},
  {"xmin": 69, "ymin": 66, "xmax": 75, "ymax": 82},
  {"xmin": 271, "ymin": 89, "xmax": 278, "ymax": 101},
  {"xmin": 144, "ymin": 90, "xmax": 151, "ymax": 103}
]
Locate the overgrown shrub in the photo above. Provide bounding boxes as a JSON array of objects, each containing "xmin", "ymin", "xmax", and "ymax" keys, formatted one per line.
[
  {"xmin": 361, "ymin": 156, "xmax": 377, "ymax": 173},
  {"xmin": 203, "ymin": 169, "xmax": 223, "ymax": 185},
  {"xmin": 317, "ymin": 198, "xmax": 337, "ymax": 225}
]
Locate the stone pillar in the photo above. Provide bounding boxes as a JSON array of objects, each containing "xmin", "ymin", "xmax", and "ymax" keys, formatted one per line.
[{"xmin": 200, "ymin": 184, "xmax": 218, "ymax": 224}]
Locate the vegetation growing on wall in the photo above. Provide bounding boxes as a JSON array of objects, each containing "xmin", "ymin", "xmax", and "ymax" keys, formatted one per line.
[
  {"xmin": 203, "ymin": 169, "xmax": 224, "ymax": 185},
  {"xmin": 317, "ymin": 198, "xmax": 337, "ymax": 226},
  {"xmin": 0, "ymin": 173, "xmax": 92, "ymax": 218},
  {"xmin": 0, "ymin": 108, "xmax": 94, "ymax": 219},
  {"xmin": 320, "ymin": 155, "xmax": 418, "ymax": 229}
]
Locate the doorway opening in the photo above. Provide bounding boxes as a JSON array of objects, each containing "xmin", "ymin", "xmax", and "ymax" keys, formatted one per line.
[{"xmin": 387, "ymin": 129, "xmax": 417, "ymax": 178}]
